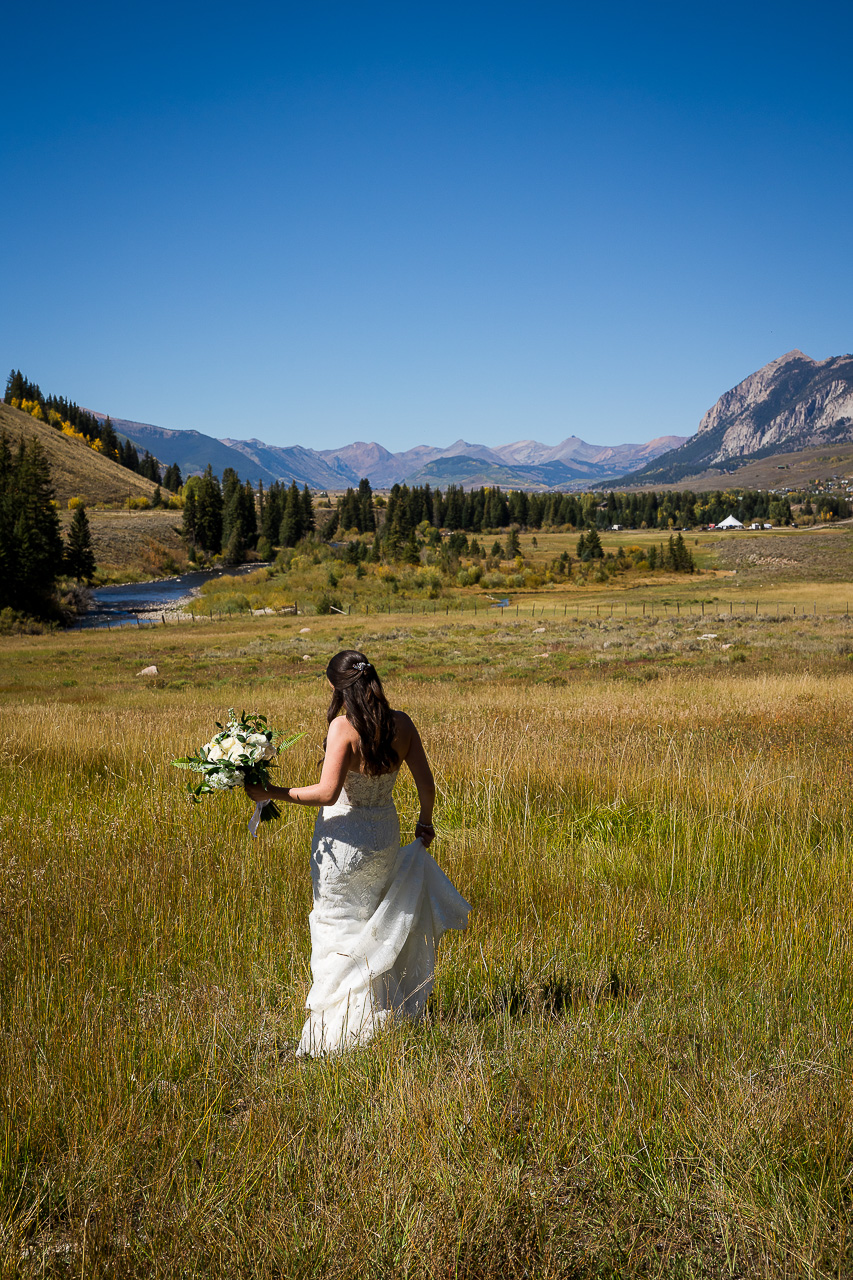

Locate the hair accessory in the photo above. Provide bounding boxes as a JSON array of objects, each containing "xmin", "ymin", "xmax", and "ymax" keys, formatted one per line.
[{"xmin": 354, "ymin": 661, "xmax": 371, "ymax": 673}]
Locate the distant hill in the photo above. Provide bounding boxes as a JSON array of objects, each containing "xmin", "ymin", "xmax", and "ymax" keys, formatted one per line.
[
  {"xmin": 619, "ymin": 350, "xmax": 853, "ymax": 486},
  {"xmin": 92, "ymin": 412, "xmax": 686, "ymax": 492},
  {"xmin": 0, "ymin": 402, "xmax": 160, "ymax": 505}
]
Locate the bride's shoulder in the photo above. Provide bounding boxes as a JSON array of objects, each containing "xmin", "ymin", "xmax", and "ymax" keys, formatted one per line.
[
  {"xmin": 391, "ymin": 708, "xmax": 416, "ymax": 747},
  {"xmin": 328, "ymin": 715, "xmax": 358, "ymax": 745}
]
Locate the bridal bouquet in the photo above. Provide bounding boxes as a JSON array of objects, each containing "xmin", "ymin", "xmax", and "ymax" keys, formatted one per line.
[{"xmin": 173, "ymin": 710, "xmax": 302, "ymax": 835}]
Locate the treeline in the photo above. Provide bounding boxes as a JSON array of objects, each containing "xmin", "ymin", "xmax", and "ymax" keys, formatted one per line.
[
  {"xmin": 181, "ymin": 469, "xmax": 316, "ymax": 562},
  {"xmin": 326, "ymin": 481, "xmax": 797, "ymax": 538},
  {"xmin": 4, "ymin": 370, "xmax": 182, "ymax": 490},
  {"xmin": 317, "ymin": 480, "xmax": 798, "ymax": 559},
  {"xmin": 0, "ymin": 433, "xmax": 96, "ymax": 618}
]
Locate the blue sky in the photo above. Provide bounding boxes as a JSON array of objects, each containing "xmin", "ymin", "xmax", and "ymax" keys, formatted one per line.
[{"xmin": 2, "ymin": 1, "xmax": 851, "ymax": 451}]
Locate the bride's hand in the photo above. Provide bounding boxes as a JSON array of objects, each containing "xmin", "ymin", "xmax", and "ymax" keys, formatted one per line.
[
  {"xmin": 415, "ymin": 821, "xmax": 435, "ymax": 848},
  {"xmin": 244, "ymin": 780, "xmax": 271, "ymax": 802}
]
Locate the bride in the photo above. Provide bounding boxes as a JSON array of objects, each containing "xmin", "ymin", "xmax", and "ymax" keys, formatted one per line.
[{"xmin": 245, "ymin": 649, "xmax": 470, "ymax": 1056}]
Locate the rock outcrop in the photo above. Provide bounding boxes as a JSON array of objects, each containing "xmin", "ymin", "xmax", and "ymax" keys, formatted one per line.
[{"xmin": 621, "ymin": 350, "xmax": 853, "ymax": 486}]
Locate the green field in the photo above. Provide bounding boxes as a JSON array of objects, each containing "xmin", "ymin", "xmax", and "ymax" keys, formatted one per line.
[{"xmin": 3, "ymin": 583, "xmax": 853, "ymax": 1276}]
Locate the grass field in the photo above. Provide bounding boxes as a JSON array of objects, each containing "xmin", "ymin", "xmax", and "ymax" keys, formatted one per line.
[{"xmin": 2, "ymin": 600, "xmax": 853, "ymax": 1277}]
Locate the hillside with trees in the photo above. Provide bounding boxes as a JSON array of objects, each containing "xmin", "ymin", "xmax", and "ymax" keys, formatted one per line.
[
  {"xmin": 4, "ymin": 371, "xmax": 182, "ymax": 496},
  {"xmin": 0, "ymin": 400, "xmax": 162, "ymax": 505}
]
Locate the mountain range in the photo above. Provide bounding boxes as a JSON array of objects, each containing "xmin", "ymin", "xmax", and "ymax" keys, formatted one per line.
[
  {"xmin": 91, "ymin": 348, "xmax": 853, "ymax": 493},
  {"xmin": 92, "ymin": 414, "xmax": 685, "ymax": 491}
]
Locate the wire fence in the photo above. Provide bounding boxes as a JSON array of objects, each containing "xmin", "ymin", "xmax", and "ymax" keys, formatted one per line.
[{"xmin": 97, "ymin": 595, "xmax": 853, "ymax": 630}]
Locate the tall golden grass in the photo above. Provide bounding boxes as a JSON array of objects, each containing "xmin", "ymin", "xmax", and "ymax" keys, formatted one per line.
[{"xmin": 2, "ymin": 614, "xmax": 852, "ymax": 1277}]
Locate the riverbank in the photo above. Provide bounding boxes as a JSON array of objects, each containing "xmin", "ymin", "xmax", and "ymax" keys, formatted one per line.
[{"xmin": 78, "ymin": 564, "xmax": 269, "ymax": 628}]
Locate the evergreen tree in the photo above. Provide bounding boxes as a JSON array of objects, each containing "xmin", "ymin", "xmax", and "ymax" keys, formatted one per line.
[
  {"xmin": 65, "ymin": 504, "xmax": 96, "ymax": 581},
  {"xmin": 194, "ymin": 466, "xmax": 223, "ymax": 553},
  {"xmin": 279, "ymin": 481, "xmax": 302, "ymax": 547},
  {"xmin": 119, "ymin": 439, "xmax": 140, "ymax": 472},
  {"xmin": 301, "ymin": 485, "xmax": 315, "ymax": 534},
  {"xmin": 261, "ymin": 482, "xmax": 284, "ymax": 545},
  {"xmin": 221, "ymin": 467, "xmax": 241, "ymax": 507},
  {"xmin": 162, "ymin": 462, "xmax": 183, "ymax": 492},
  {"xmin": 338, "ymin": 488, "xmax": 361, "ymax": 533},
  {"xmin": 139, "ymin": 450, "xmax": 160, "ymax": 481},
  {"xmin": 222, "ymin": 479, "xmax": 257, "ymax": 560},
  {"xmin": 578, "ymin": 528, "xmax": 603, "ymax": 561},
  {"xmin": 504, "ymin": 527, "xmax": 521, "ymax": 558},
  {"xmin": 182, "ymin": 486, "xmax": 198, "ymax": 548},
  {"xmin": 0, "ymin": 433, "xmax": 64, "ymax": 613},
  {"xmin": 243, "ymin": 480, "xmax": 258, "ymax": 545},
  {"xmin": 99, "ymin": 416, "xmax": 120, "ymax": 461}
]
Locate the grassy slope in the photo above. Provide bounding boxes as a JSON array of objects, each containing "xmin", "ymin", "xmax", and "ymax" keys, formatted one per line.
[
  {"xmin": 57, "ymin": 506, "xmax": 188, "ymax": 577},
  {"xmin": 652, "ymin": 440, "xmax": 853, "ymax": 493},
  {"xmin": 2, "ymin": 595, "xmax": 853, "ymax": 1277},
  {"xmin": 0, "ymin": 401, "xmax": 160, "ymax": 504}
]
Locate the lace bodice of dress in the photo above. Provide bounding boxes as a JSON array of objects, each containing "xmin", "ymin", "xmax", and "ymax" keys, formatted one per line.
[{"xmin": 338, "ymin": 768, "xmax": 399, "ymax": 808}]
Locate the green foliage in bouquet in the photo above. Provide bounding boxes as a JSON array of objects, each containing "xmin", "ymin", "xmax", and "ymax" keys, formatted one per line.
[{"xmin": 173, "ymin": 709, "xmax": 303, "ymax": 816}]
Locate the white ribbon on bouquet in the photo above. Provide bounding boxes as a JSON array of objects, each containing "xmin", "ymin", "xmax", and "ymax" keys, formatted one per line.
[{"xmin": 248, "ymin": 799, "xmax": 271, "ymax": 837}]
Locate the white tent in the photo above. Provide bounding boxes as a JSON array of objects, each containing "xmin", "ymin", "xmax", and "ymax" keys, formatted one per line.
[{"xmin": 717, "ymin": 514, "xmax": 744, "ymax": 529}]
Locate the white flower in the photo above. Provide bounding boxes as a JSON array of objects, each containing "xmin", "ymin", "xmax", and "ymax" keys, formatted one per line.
[
  {"xmin": 226, "ymin": 742, "xmax": 250, "ymax": 764},
  {"xmin": 205, "ymin": 743, "xmax": 225, "ymax": 762},
  {"xmin": 210, "ymin": 769, "xmax": 240, "ymax": 790},
  {"xmin": 218, "ymin": 736, "xmax": 237, "ymax": 752}
]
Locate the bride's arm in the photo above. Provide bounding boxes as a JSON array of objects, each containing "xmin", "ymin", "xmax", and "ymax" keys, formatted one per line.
[
  {"xmin": 244, "ymin": 718, "xmax": 353, "ymax": 807},
  {"xmin": 400, "ymin": 717, "xmax": 436, "ymax": 847}
]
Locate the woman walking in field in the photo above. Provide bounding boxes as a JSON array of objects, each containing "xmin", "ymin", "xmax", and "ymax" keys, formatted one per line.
[{"xmin": 244, "ymin": 650, "xmax": 469, "ymax": 1056}]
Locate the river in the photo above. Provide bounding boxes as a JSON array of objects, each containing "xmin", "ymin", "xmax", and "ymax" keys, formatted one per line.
[{"xmin": 78, "ymin": 564, "xmax": 262, "ymax": 629}]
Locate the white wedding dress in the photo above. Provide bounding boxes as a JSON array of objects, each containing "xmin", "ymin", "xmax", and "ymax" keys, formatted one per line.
[{"xmin": 297, "ymin": 768, "xmax": 470, "ymax": 1057}]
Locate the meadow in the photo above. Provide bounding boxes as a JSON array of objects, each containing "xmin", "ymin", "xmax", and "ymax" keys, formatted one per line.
[{"xmin": 2, "ymin": 595, "xmax": 853, "ymax": 1277}]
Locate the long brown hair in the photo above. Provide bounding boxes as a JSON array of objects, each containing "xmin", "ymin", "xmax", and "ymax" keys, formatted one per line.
[{"xmin": 325, "ymin": 650, "xmax": 398, "ymax": 776}]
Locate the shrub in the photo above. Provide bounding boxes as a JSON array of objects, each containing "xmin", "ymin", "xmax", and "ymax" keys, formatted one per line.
[
  {"xmin": 67, "ymin": 496, "xmax": 86, "ymax": 510},
  {"xmin": 127, "ymin": 496, "xmax": 150, "ymax": 510},
  {"xmin": 0, "ymin": 607, "xmax": 52, "ymax": 635},
  {"xmin": 316, "ymin": 592, "xmax": 343, "ymax": 615},
  {"xmin": 207, "ymin": 593, "xmax": 250, "ymax": 615}
]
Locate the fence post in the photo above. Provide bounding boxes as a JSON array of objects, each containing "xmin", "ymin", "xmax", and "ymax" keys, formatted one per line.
[{"xmin": 161, "ymin": 613, "xmax": 166, "ymax": 626}]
